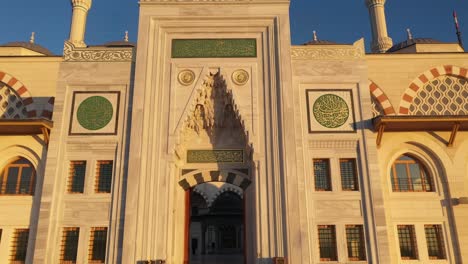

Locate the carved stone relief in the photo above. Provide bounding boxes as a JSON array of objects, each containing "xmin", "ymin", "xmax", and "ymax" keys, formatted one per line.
[{"xmin": 63, "ymin": 41, "xmax": 134, "ymax": 62}]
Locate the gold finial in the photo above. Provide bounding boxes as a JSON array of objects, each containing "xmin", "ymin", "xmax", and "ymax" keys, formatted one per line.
[
  {"xmin": 406, "ymin": 28, "xmax": 413, "ymax": 40},
  {"xmin": 124, "ymin": 31, "xmax": 129, "ymax": 42},
  {"xmin": 30, "ymin": 32, "xmax": 35, "ymax": 44},
  {"xmin": 313, "ymin": 30, "xmax": 318, "ymax": 41}
]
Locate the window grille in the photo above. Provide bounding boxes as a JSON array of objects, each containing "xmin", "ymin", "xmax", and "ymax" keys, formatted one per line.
[
  {"xmin": 314, "ymin": 159, "xmax": 331, "ymax": 191},
  {"xmin": 0, "ymin": 82, "xmax": 27, "ymax": 119},
  {"xmin": 88, "ymin": 227, "xmax": 107, "ymax": 264},
  {"xmin": 95, "ymin": 161, "xmax": 113, "ymax": 193},
  {"xmin": 390, "ymin": 155, "xmax": 432, "ymax": 192},
  {"xmin": 0, "ymin": 158, "xmax": 35, "ymax": 195},
  {"xmin": 346, "ymin": 225, "xmax": 366, "ymax": 261},
  {"xmin": 60, "ymin": 227, "xmax": 80, "ymax": 263},
  {"xmin": 340, "ymin": 159, "xmax": 359, "ymax": 191},
  {"xmin": 409, "ymin": 75, "xmax": 468, "ymax": 115},
  {"xmin": 318, "ymin": 225, "xmax": 337, "ymax": 261},
  {"xmin": 397, "ymin": 225, "xmax": 418, "ymax": 260},
  {"xmin": 68, "ymin": 161, "xmax": 86, "ymax": 193},
  {"xmin": 425, "ymin": 225, "xmax": 446, "ymax": 260},
  {"xmin": 10, "ymin": 229, "xmax": 29, "ymax": 264}
]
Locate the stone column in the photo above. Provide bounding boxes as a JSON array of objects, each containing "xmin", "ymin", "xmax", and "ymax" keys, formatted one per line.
[
  {"xmin": 69, "ymin": 0, "xmax": 92, "ymax": 47},
  {"xmin": 365, "ymin": 0, "xmax": 393, "ymax": 53}
]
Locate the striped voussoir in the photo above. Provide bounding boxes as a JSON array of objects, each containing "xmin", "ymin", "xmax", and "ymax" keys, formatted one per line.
[
  {"xmin": 41, "ymin": 97, "xmax": 55, "ymax": 119},
  {"xmin": 0, "ymin": 71, "xmax": 37, "ymax": 118},
  {"xmin": 398, "ymin": 65, "xmax": 468, "ymax": 115},
  {"xmin": 369, "ymin": 80, "xmax": 395, "ymax": 115},
  {"xmin": 178, "ymin": 170, "xmax": 251, "ymax": 191}
]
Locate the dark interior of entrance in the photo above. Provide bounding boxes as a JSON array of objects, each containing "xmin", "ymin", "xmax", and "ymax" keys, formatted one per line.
[{"xmin": 189, "ymin": 190, "xmax": 244, "ymax": 264}]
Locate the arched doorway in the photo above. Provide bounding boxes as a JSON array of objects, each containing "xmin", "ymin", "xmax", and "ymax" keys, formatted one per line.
[{"xmin": 188, "ymin": 184, "xmax": 244, "ymax": 264}]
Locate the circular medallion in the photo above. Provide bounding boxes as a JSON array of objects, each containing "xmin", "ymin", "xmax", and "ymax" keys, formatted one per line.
[
  {"xmin": 232, "ymin": 69, "xmax": 249, "ymax": 85},
  {"xmin": 77, "ymin": 96, "xmax": 113, "ymax": 130},
  {"xmin": 178, "ymin": 70, "xmax": 195, "ymax": 86},
  {"xmin": 313, "ymin": 94, "xmax": 349, "ymax": 128}
]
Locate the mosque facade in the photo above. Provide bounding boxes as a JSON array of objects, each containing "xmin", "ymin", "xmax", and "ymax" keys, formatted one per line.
[{"xmin": 0, "ymin": 0, "xmax": 467, "ymax": 263}]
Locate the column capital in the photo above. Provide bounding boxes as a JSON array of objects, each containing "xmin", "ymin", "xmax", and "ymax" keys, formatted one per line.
[
  {"xmin": 365, "ymin": 0, "xmax": 386, "ymax": 8},
  {"xmin": 71, "ymin": 0, "xmax": 92, "ymax": 10}
]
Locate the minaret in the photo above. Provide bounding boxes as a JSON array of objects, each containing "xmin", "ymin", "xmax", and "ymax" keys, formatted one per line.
[
  {"xmin": 365, "ymin": 0, "xmax": 393, "ymax": 53},
  {"xmin": 68, "ymin": 0, "xmax": 92, "ymax": 47}
]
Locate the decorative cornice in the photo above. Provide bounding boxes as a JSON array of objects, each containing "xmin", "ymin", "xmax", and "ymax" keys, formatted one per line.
[
  {"xmin": 371, "ymin": 36, "xmax": 393, "ymax": 53},
  {"xmin": 365, "ymin": 0, "xmax": 385, "ymax": 7},
  {"xmin": 71, "ymin": 0, "xmax": 92, "ymax": 10},
  {"xmin": 309, "ymin": 140, "xmax": 357, "ymax": 150},
  {"xmin": 291, "ymin": 39, "xmax": 365, "ymax": 60},
  {"xmin": 63, "ymin": 41, "xmax": 134, "ymax": 62}
]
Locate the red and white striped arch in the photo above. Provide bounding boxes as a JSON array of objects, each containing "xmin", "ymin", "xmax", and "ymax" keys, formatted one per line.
[
  {"xmin": 398, "ymin": 65, "xmax": 468, "ymax": 115},
  {"xmin": 369, "ymin": 80, "xmax": 396, "ymax": 115},
  {"xmin": 0, "ymin": 71, "xmax": 55, "ymax": 119},
  {"xmin": 0, "ymin": 71, "xmax": 37, "ymax": 118}
]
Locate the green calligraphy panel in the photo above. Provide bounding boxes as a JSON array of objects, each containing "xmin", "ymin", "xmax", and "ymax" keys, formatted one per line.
[
  {"xmin": 187, "ymin": 150, "xmax": 244, "ymax": 163},
  {"xmin": 172, "ymin": 39, "xmax": 257, "ymax": 58}
]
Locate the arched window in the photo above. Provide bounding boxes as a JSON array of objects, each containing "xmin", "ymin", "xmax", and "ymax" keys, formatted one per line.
[
  {"xmin": 0, "ymin": 157, "xmax": 36, "ymax": 195},
  {"xmin": 0, "ymin": 82, "xmax": 28, "ymax": 119},
  {"xmin": 390, "ymin": 154, "xmax": 433, "ymax": 192}
]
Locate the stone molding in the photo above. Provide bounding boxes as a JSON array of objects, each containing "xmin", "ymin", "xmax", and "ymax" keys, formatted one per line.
[
  {"xmin": 291, "ymin": 39, "xmax": 365, "ymax": 60},
  {"xmin": 71, "ymin": 0, "xmax": 92, "ymax": 10},
  {"xmin": 398, "ymin": 65, "xmax": 468, "ymax": 115},
  {"xmin": 63, "ymin": 41, "xmax": 134, "ymax": 62}
]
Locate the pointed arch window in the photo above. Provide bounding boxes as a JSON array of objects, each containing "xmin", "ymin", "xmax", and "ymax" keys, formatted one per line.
[
  {"xmin": 0, "ymin": 157, "xmax": 36, "ymax": 195},
  {"xmin": 390, "ymin": 154, "xmax": 433, "ymax": 192}
]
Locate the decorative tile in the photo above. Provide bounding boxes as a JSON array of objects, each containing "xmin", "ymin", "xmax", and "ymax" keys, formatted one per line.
[
  {"xmin": 171, "ymin": 39, "xmax": 257, "ymax": 58},
  {"xmin": 306, "ymin": 89, "xmax": 355, "ymax": 133},
  {"xmin": 69, "ymin": 91, "xmax": 120, "ymax": 135}
]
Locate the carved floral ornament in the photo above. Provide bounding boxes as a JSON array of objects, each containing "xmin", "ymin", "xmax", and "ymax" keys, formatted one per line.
[
  {"xmin": 291, "ymin": 46, "xmax": 364, "ymax": 60},
  {"xmin": 63, "ymin": 41, "xmax": 134, "ymax": 62}
]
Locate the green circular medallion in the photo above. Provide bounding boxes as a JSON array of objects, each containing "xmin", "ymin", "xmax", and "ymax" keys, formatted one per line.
[
  {"xmin": 313, "ymin": 94, "xmax": 349, "ymax": 128},
  {"xmin": 77, "ymin": 96, "xmax": 113, "ymax": 130}
]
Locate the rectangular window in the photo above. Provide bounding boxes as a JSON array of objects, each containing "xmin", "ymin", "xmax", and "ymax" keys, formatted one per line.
[
  {"xmin": 346, "ymin": 225, "xmax": 366, "ymax": 261},
  {"xmin": 398, "ymin": 225, "xmax": 418, "ymax": 260},
  {"xmin": 60, "ymin": 227, "xmax": 80, "ymax": 264},
  {"xmin": 318, "ymin": 225, "xmax": 337, "ymax": 261},
  {"xmin": 425, "ymin": 225, "xmax": 446, "ymax": 260},
  {"xmin": 10, "ymin": 228, "xmax": 29, "ymax": 263},
  {"xmin": 340, "ymin": 159, "xmax": 359, "ymax": 191},
  {"xmin": 68, "ymin": 161, "xmax": 86, "ymax": 193},
  {"xmin": 314, "ymin": 159, "xmax": 331, "ymax": 191},
  {"xmin": 95, "ymin": 161, "xmax": 113, "ymax": 193},
  {"xmin": 88, "ymin": 227, "xmax": 107, "ymax": 264}
]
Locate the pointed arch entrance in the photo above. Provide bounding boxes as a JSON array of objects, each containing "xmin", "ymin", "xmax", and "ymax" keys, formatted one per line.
[{"xmin": 186, "ymin": 182, "xmax": 246, "ymax": 264}]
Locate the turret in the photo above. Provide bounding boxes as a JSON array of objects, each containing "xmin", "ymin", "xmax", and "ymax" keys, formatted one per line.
[
  {"xmin": 68, "ymin": 0, "xmax": 92, "ymax": 47},
  {"xmin": 365, "ymin": 0, "xmax": 393, "ymax": 53}
]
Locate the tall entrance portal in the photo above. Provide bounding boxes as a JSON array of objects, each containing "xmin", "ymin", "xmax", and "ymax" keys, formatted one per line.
[{"xmin": 189, "ymin": 183, "xmax": 244, "ymax": 264}]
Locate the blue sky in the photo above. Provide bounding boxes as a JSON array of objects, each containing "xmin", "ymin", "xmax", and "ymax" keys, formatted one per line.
[{"xmin": 1, "ymin": 0, "xmax": 467, "ymax": 54}]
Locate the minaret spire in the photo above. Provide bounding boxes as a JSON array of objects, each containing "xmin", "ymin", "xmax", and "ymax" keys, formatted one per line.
[
  {"xmin": 30, "ymin": 32, "xmax": 35, "ymax": 44},
  {"xmin": 453, "ymin": 10, "xmax": 464, "ymax": 50},
  {"xmin": 313, "ymin": 30, "xmax": 318, "ymax": 41},
  {"xmin": 68, "ymin": 0, "xmax": 92, "ymax": 47},
  {"xmin": 365, "ymin": 0, "xmax": 393, "ymax": 53},
  {"xmin": 406, "ymin": 28, "xmax": 413, "ymax": 40}
]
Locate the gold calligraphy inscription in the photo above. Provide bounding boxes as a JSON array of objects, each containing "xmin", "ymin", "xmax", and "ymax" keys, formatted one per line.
[
  {"xmin": 313, "ymin": 94, "xmax": 349, "ymax": 128},
  {"xmin": 187, "ymin": 150, "xmax": 244, "ymax": 163}
]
